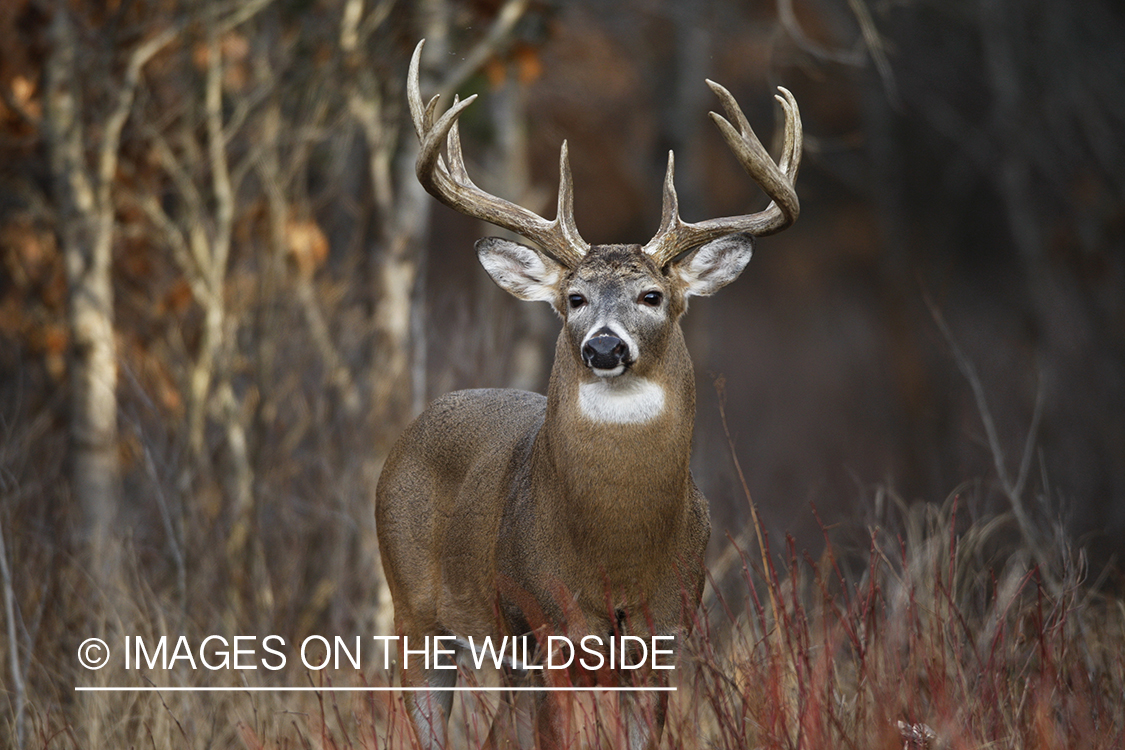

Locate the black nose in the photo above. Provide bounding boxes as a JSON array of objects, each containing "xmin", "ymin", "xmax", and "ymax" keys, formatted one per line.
[{"xmin": 583, "ymin": 332, "xmax": 627, "ymax": 370}]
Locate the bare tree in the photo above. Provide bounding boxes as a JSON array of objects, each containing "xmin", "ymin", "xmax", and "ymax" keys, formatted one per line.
[
  {"xmin": 42, "ymin": 2, "xmax": 177, "ymax": 591},
  {"xmin": 337, "ymin": 0, "xmax": 532, "ymax": 636},
  {"xmin": 132, "ymin": 0, "xmax": 277, "ymax": 627}
]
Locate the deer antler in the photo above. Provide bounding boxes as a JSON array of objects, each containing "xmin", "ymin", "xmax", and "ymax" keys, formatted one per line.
[
  {"xmin": 408, "ymin": 40, "xmax": 589, "ymax": 268},
  {"xmin": 643, "ymin": 81, "xmax": 802, "ymax": 267}
]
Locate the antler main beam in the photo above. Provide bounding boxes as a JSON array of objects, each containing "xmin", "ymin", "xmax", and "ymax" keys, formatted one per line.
[
  {"xmin": 643, "ymin": 81, "xmax": 802, "ymax": 267},
  {"xmin": 409, "ymin": 39, "xmax": 800, "ymax": 270},
  {"xmin": 408, "ymin": 40, "xmax": 589, "ymax": 268}
]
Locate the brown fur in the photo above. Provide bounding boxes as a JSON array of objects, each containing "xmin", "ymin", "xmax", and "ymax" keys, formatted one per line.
[
  {"xmin": 396, "ymin": 55, "xmax": 798, "ymax": 744},
  {"xmin": 376, "ymin": 244, "xmax": 730, "ymax": 748}
]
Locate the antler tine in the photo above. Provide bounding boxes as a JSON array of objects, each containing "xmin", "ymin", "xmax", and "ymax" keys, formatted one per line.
[
  {"xmin": 407, "ymin": 42, "xmax": 439, "ymax": 140},
  {"xmin": 408, "ymin": 40, "xmax": 589, "ymax": 268},
  {"xmin": 654, "ymin": 151, "xmax": 680, "ymax": 241},
  {"xmin": 444, "ymin": 96, "xmax": 472, "ymax": 184},
  {"xmin": 415, "ymin": 94, "xmax": 476, "ymax": 185},
  {"xmin": 556, "ymin": 141, "xmax": 586, "ymax": 252},
  {"xmin": 774, "ymin": 86, "xmax": 802, "ymax": 179},
  {"xmin": 643, "ymin": 81, "xmax": 802, "ymax": 267}
]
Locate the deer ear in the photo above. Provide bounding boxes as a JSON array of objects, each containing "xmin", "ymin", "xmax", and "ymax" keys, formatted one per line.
[
  {"xmin": 476, "ymin": 237, "xmax": 565, "ymax": 304},
  {"xmin": 671, "ymin": 233, "xmax": 754, "ymax": 297}
]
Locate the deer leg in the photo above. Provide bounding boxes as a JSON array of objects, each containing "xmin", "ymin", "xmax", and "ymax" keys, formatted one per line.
[
  {"xmin": 619, "ymin": 688, "xmax": 667, "ymax": 750},
  {"xmin": 400, "ymin": 638, "xmax": 458, "ymax": 749},
  {"xmin": 483, "ymin": 656, "xmax": 582, "ymax": 750},
  {"xmin": 533, "ymin": 689, "xmax": 571, "ymax": 750},
  {"xmin": 482, "ymin": 689, "xmax": 537, "ymax": 749}
]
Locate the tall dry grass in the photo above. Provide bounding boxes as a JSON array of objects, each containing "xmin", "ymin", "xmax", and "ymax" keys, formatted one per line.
[
  {"xmin": 669, "ymin": 491, "xmax": 1125, "ymax": 749},
  {"xmin": 4, "ymin": 483, "xmax": 1123, "ymax": 748}
]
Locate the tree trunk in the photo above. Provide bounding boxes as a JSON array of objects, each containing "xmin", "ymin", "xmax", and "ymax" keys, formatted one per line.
[{"xmin": 44, "ymin": 5, "xmax": 122, "ymax": 590}]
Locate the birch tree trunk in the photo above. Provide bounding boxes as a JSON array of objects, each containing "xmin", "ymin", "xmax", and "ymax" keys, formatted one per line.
[
  {"xmin": 347, "ymin": 0, "xmax": 531, "ymax": 638},
  {"xmin": 44, "ymin": 6, "xmax": 118, "ymax": 589},
  {"xmin": 43, "ymin": 0, "xmax": 177, "ymax": 594},
  {"xmin": 45, "ymin": 6, "xmax": 121, "ymax": 586}
]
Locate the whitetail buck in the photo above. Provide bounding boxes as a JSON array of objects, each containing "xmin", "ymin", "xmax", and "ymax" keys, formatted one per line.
[{"xmin": 376, "ymin": 40, "xmax": 801, "ymax": 749}]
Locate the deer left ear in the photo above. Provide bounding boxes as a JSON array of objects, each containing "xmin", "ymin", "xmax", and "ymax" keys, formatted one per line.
[
  {"xmin": 476, "ymin": 237, "xmax": 564, "ymax": 304},
  {"xmin": 671, "ymin": 232, "xmax": 754, "ymax": 297}
]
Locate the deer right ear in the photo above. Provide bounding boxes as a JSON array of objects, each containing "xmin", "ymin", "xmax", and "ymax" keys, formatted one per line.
[
  {"xmin": 476, "ymin": 238, "xmax": 565, "ymax": 305},
  {"xmin": 670, "ymin": 233, "xmax": 754, "ymax": 298}
]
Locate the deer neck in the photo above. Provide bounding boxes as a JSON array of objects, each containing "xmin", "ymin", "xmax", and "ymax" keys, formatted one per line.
[{"xmin": 533, "ymin": 325, "xmax": 697, "ymax": 530}]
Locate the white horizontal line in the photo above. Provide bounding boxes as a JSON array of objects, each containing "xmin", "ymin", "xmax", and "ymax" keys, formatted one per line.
[{"xmin": 75, "ymin": 686, "xmax": 676, "ymax": 693}]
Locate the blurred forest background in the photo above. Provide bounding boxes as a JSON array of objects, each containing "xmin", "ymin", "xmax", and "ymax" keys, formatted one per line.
[{"xmin": 0, "ymin": 0, "xmax": 1123, "ymax": 745}]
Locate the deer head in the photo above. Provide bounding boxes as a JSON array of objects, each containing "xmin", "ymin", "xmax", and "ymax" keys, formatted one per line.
[{"xmin": 410, "ymin": 39, "xmax": 798, "ymax": 397}]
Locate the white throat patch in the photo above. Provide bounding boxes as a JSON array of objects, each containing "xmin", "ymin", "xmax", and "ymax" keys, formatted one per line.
[{"xmin": 578, "ymin": 377, "xmax": 665, "ymax": 424}]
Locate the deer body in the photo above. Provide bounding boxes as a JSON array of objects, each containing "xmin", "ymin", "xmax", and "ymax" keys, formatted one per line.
[
  {"xmin": 376, "ymin": 41, "xmax": 802, "ymax": 749},
  {"xmin": 378, "ymin": 246, "xmax": 707, "ymax": 644}
]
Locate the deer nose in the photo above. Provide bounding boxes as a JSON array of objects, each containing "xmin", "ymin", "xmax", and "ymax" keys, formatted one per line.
[{"xmin": 582, "ymin": 330, "xmax": 628, "ymax": 371}]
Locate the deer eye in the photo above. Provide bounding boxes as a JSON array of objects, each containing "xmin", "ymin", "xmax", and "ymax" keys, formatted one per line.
[
  {"xmin": 568, "ymin": 293, "xmax": 586, "ymax": 310},
  {"xmin": 640, "ymin": 291, "xmax": 663, "ymax": 307}
]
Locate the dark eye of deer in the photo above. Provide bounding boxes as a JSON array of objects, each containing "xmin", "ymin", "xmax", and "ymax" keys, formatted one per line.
[
  {"xmin": 640, "ymin": 291, "xmax": 663, "ymax": 307},
  {"xmin": 568, "ymin": 293, "xmax": 586, "ymax": 310}
]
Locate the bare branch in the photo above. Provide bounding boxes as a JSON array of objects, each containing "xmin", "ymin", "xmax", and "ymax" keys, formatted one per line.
[
  {"xmin": 213, "ymin": 0, "xmax": 276, "ymax": 37},
  {"xmin": 340, "ymin": 0, "xmax": 364, "ymax": 52},
  {"xmin": 97, "ymin": 25, "xmax": 179, "ymax": 196},
  {"xmin": 253, "ymin": 100, "xmax": 361, "ymax": 413},
  {"xmin": 432, "ymin": 0, "xmax": 530, "ymax": 103},
  {"xmin": 1013, "ymin": 367, "xmax": 1047, "ymax": 501},
  {"xmin": 359, "ymin": 0, "xmax": 398, "ymax": 45},
  {"xmin": 0, "ymin": 515, "xmax": 26, "ymax": 750},
  {"xmin": 846, "ymin": 0, "xmax": 899, "ymax": 104},
  {"xmin": 1, "ymin": 82, "xmax": 39, "ymax": 129},
  {"xmin": 925, "ymin": 294, "xmax": 1049, "ymax": 569},
  {"xmin": 777, "ymin": 0, "xmax": 865, "ymax": 67},
  {"xmin": 205, "ymin": 21, "xmax": 234, "ymax": 284}
]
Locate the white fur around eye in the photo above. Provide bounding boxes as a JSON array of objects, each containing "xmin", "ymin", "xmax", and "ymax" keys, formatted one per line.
[{"xmin": 579, "ymin": 378, "xmax": 665, "ymax": 424}]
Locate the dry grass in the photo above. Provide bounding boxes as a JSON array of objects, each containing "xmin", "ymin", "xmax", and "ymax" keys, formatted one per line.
[
  {"xmin": 4, "ymin": 485, "xmax": 1123, "ymax": 748},
  {"xmin": 669, "ymin": 492, "xmax": 1125, "ymax": 749}
]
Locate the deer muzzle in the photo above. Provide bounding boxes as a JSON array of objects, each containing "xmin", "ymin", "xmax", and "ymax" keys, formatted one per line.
[{"xmin": 582, "ymin": 328, "xmax": 630, "ymax": 374}]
